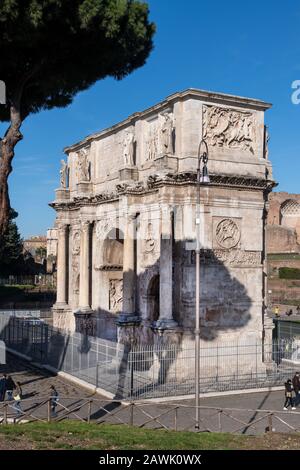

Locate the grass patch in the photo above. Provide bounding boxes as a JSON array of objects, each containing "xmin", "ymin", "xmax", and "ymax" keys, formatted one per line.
[
  {"xmin": 268, "ymin": 253, "xmax": 300, "ymax": 261},
  {"xmin": 0, "ymin": 422, "xmax": 299, "ymax": 450}
]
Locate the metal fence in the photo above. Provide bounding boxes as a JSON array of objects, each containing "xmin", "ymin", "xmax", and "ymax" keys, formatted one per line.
[
  {"xmin": 0, "ymin": 275, "xmax": 56, "ymax": 287},
  {"xmin": 0, "ymin": 315, "xmax": 299, "ymax": 400},
  {"xmin": 1, "ymin": 396, "xmax": 300, "ymax": 436}
]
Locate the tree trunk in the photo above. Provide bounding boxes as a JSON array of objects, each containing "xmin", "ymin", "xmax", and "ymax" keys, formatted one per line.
[{"xmin": 0, "ymin": 103, "xmax": 23, "ymax": 236}]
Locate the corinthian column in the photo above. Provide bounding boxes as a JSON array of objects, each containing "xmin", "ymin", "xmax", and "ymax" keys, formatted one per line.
[
  {"xmin": 55, "ymin": 224, "xmax": 69, "ymax": 306},
  {"xmin": 155, "ymin": 206, "xmax": 177, "ymax": 330},
  {"xmin": 78, "ymin": 221, "xmax": 91, "ymax": 312},
  {"xmin": 118, "ymin": 214, "xmax": 139, "ymax": 325}
]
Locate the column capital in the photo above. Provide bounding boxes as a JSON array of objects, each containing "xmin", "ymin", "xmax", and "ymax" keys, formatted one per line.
[
  {"xmin": 58, "ymin": 223, "xmax": 69, "ymax": 232},
  {"xmin": 81, "ymin": 221, "xmax": 91, "ymax": 232},
  {"xmin": 126, "ymin": 212, "xmax": 137, "ymax": 222}
]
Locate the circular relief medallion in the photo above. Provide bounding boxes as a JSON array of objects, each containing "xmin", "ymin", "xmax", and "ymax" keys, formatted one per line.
[{"xmin": 216, "ymin": 219, "xmax": 240, "ymax": 249}]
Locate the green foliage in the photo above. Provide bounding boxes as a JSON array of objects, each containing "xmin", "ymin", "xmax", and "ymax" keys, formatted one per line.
[
  {"xmin": 0, "ymin": 0, "xmax": 155, "ymax": 121},
  {"xmin": 279, "ymin": 267, "xmax": 300, "ymax": 280},
  {"xmin": 268, "ymin": 253, "xmax": 300, "ymax": 261},
  {"xmin": 35, "ymin": 246, "xmax": 46, "ymax": 258},
  {"xmin": 0, "ymin": 209, "xmax": 24, "ymax": 275}
]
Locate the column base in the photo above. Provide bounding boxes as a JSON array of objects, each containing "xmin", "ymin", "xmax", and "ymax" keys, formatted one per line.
[
  {"xmin": 116, "ymin": 314, "xmax": 141, "ymax": 326},
  {"xmin": 74, "ymin": 307, "xmax": 93, "ymax": 316},
  {"xmin": 151, "ymin": 319, "xmax": 178, "ymax": 332},
  {"xmin": 52, "ymin": 302, "xmax": 68, "ymax": 310}
]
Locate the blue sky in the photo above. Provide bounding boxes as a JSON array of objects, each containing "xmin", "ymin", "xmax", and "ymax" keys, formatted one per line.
[{"xmin": 2, "ymin": 0, "xmax": 300, "ymax": 238}]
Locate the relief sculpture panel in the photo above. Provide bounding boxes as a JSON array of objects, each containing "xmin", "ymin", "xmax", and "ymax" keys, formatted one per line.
[
  {"xmin": 203, "ymin": 105, "xmax": 256, "ymax": 154},
  {"xmin": 109, "ymin": 279, "xmax": 123, "ymax": 313}
]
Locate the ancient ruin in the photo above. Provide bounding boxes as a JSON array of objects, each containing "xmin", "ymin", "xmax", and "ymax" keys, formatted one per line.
[{"xmin": 50, "ymin": 88, "xmax": 276, "ymax": 375}]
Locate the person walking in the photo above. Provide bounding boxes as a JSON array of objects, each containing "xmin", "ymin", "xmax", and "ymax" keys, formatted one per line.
[
  {"xmin": 5, "ymin": 375, "xmax": 16, "ymax": 401},
  {"xmin": 50, "ymin": 385, "xmax": 59, "ymax": 417},
  {"xmin": 0, "ymin": 374, "xmax": 7, "ymax": 401},
  {"xmin": 292, "ymin": 372, "xmax": 300, "ymax": 406},
  {"xmin": 12, "ymin": 382, "xmax": 22, "ymax": 418},
  {"xmin": 284, "ymin": 379, "xmax": 296, "ymax": 410}
]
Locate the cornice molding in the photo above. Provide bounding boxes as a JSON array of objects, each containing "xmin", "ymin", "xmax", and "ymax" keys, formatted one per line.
[
  {"xmin": 64, "ymin": 88, "xmax": 272, "ymax": 153},
  {"xmin": 50, "ymin": 173, "xmax": 277, "ymax": 211}
]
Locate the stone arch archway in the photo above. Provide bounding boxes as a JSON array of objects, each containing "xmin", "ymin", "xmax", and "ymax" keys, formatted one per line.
[
  {"xmin": 280, "ymin": 199, "xmax": 300, "ymax": 241},
  {"xmin": 147, "ymin": 274, "xmax": 160, "ymax": 323}
]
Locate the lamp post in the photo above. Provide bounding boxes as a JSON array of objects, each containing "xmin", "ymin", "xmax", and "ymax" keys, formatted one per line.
[{"xmin": 195, "ymin": 139, "xmax": 210, "ymax": 430}]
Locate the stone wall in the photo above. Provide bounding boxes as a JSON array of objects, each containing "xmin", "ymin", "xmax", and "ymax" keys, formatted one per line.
[
  {"xmin": 267, "ymin": 192, "xmax": 300, "ymax": 253},
  {"xmin": 51, "ymin": 88, "xmax": 275, "ymax": 376}
]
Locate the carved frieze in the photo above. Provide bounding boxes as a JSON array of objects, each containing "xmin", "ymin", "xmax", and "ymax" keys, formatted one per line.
[
  {"xmin": 72, "ymin": 230, "xmax": 81, "ymax": 255},
  {"xmin": 109, "ymin": 279, "xmax": 123, "ymax": 313},
  {"xmin": 203, "ymin": 105, "xmax": 256, "ymax": 154},
  {"xmin": 212, "ymin": 249, "xmax": 261, "ymax": 266},
  {"xmin": 188, "ymin": 249, "xmax": 261, "ymax": 266}
]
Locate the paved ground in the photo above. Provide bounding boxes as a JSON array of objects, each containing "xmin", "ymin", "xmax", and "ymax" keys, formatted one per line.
[
  {"xmin": 1, "ymin": 353, "xmax": 300, "ymax": 435},
  {"xmin": 0, "ymin": 353, "xmax": 94, "ymax": 400}
]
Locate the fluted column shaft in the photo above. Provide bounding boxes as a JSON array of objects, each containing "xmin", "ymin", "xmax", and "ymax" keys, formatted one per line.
[
  {"xmin": 122, "ymin": 215, "xmax": 136, "ymax": 315},
  {"xmin": 56, "ymin": 225, "xmax": 68, "ymax": 305},
  {"xmin": 159, "ymin": 207, "xmax": 173, "ymax": 321},
  {"xmin": 79, "ymin": 221, "xmax": 91, "ymax": 310}
]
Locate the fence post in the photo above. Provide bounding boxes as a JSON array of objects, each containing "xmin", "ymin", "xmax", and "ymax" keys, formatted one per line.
[
  {"xmin": 174, "ymin": 407, "xmax": 178, "ymax": 432},
  {"xmin": 96, "ymin": 363, "xmax": 99, "ymax": 388},
  {"xmin": 3, "ymin": 404, "xmax": 7, "ymax": 424},
  {"xmin": 267, "ymin": 413, "xmax": 273, "ymax": 433},
  {"xmin": 218, "ymin": 410, "xmax": 222, "ymax": 432},
  {"xmin": 47, "ymin": 399, "xmax": 51, "ymax": 422},
  {"xmin": 130, "ymin": 351, "xmax": 134, "ymax": 399},
  {"xmin": 87, "ymin": 400, "xmax": 92, "ymax": 424},
  {"xmin": 129, "ymin": 403, "xmax": 134, "ymax": 426}
]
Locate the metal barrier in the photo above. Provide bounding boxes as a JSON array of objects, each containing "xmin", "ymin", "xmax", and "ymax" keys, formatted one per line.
[
  {"xmin": 1, "ymin": 315, "xmax": 300, "ymax": 400},
  {"xmin": 0, "ymin": 396, "xmax": 300, "ymax": 435}
]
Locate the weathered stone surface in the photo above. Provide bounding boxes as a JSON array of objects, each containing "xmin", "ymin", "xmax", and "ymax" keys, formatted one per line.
[{"xmin": 50, "ymin": 88, "xmax": 275, "ymax": 377}]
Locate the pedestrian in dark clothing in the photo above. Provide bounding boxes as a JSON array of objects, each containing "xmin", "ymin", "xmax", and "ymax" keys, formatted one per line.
[
  {"xmin": 50, "ymin": 385, "xmax": 59, "ymax": 417},
  {"xmin": 284, "ymin": 379, "xmax": 296, "ymax": 410},
  {"xmin": 0, "ymin": 374, "xmax": 6, "ymax": 401},
  {"xmin": 293, "ymin": 372, "xmax": 300, "ymax": 406},
  {"xmin": 5, "ymin": 375, "xmax": 16, "ymax": 401}
]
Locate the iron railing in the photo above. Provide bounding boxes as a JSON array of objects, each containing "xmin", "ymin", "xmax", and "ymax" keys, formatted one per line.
[
  {"xmin": 0, "ymin": 396, "xmax": 300, "ymax": 435},
  {"xmin": 0, "ymin": 315, "xmax": 300, "ymax": 400}
]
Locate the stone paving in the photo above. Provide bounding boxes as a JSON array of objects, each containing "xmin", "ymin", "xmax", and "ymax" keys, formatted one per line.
[
  {"xmin": 1, "ymin": 353, "xmax": 299, "ymax": 436},
  {"xmin": 0, "ymin": 353, "xmax": 94, "ymax": 402}
]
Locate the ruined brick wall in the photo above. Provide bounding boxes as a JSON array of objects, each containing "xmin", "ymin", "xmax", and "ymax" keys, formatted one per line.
[{"xmin": 267, "ymin": 192, "xmax": 300, "ymax": 253}]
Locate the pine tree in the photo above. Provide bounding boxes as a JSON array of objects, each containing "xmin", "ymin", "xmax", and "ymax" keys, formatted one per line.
[{"xmin": 0, "ymin": 209, "xmax": 24, "ymax": 276}]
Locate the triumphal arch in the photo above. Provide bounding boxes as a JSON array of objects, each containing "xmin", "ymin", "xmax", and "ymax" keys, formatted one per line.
[{"xmin": 51, "ymin": 88, "xmax": 275, "ymax": 360}]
